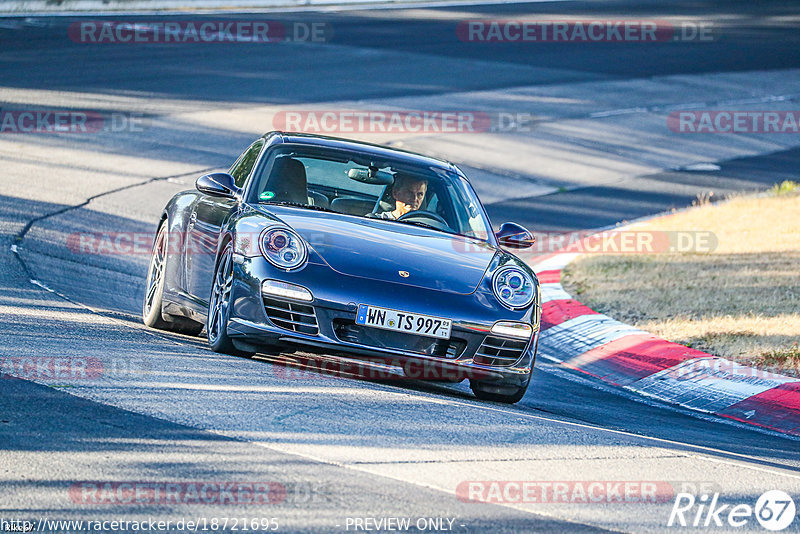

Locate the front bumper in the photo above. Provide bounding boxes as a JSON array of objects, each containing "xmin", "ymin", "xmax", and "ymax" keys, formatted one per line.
[{"xmin": 227, "ymin": 255, "xmax": 539, "ymax": 386}]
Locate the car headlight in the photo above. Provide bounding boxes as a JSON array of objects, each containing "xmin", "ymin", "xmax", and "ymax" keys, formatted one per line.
[
  {"xmin": 492, "ymin": 266, "xmax": 535, "ymax": 309},
  {"xmin": 259, "ymin": 226, "xmax": 307, "ymax": 270}
]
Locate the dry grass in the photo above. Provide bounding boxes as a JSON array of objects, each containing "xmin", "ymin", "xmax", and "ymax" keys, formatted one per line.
[{"xmin": 562, "ymin": 183, "xmax": 800, "ymax": 376}]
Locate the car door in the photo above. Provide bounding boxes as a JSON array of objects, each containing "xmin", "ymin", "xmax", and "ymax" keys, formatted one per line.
[{"xmin": 184, "ymin": 140, "xmax": 264, "ymax": 304}]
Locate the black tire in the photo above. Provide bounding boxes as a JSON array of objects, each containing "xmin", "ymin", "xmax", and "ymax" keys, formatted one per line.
[
  {"xmin": 207, "ymin": 241, "xmax": 254, "ymax": 357},
  {"xmin": 143, "ymin": 222, "xmax": 170, "ymax": 330},
  {"xmin": 143, "ymin": 222, "xmax": 204, "ymax": 336},
  {"xmin": 470, "ymin": 376, "xmax": 530, "ymax": 404}
]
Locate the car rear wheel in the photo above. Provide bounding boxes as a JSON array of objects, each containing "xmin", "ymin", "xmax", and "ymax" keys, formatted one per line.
[
  {"xmin": 143, "ymin": 222, "xmax": 203, "ymax": 336},
  {"xmin": 207, "ymin": 242, "xmax": 255, "ymax": 357}
]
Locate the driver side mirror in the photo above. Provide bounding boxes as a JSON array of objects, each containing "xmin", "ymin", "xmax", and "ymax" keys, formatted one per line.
[
  {"xmin": 196, "ymin": 172, "xmax": 239, "ymax": 198},
  {"xmin": 496, "ymin": 222, "xmax": 535, "ymax": 249}
]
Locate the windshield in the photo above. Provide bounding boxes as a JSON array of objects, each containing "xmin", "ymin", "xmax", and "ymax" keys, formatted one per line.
[{"xmin": 249, "ymin": 144, "xmax": 492, "ymax": 242}]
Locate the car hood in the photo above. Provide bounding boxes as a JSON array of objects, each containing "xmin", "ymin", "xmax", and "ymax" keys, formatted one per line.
[{"xmin": 259, "ymin": 205, "xmax": 497, "ymax": 295}]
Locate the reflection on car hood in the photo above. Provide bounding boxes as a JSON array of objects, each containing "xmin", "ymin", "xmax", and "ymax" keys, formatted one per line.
[{"xmin": 260, "ymin": 205, "xmax": 496, "ymax": 295}]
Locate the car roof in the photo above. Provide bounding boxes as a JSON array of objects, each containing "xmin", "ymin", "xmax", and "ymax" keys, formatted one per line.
[{"xmin": 264, "ymin": 131, "xmax": 462, "ymax": 176}]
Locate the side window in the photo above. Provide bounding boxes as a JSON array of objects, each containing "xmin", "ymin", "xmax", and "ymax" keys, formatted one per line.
[{"xmin": 229, "ymin": 140, "xmax": 264, "ymax": 188}]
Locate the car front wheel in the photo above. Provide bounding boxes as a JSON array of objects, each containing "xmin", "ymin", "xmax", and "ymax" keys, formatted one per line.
[
  {"xmin": 207, "ymin": 241, "xmax": 254, "ymax": 357},
  {"xmin": 470, "ymin": 374, "xmax": 530, "ymax": 404}
]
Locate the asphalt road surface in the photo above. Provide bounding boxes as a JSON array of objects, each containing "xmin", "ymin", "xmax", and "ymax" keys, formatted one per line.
[{"xmin": 1, "ymin": 1, "xmax": 799, "ymax": 532}]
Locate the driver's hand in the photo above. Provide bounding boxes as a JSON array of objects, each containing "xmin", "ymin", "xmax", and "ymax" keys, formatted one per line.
[{"xmin": 391, "ymin": 200, "xmax": 413, "ymax": 219}]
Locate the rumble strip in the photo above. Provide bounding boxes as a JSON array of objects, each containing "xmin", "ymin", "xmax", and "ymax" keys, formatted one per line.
[{"xmin": 530, "ymin": 252, "xmax": 800, "ymax": 437}]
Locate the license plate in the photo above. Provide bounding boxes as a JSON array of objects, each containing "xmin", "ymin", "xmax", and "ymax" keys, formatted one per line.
[{"xmin": 356, "ymin": 305, "xmax": 452, "ymax": 340}]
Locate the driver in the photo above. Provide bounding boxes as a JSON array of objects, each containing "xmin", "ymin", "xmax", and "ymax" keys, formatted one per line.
[{"xmin": 376, "ymin": 174, "xmax": 428, "ymax": 220}]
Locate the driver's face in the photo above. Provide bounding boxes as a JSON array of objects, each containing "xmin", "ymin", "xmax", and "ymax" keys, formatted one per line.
[{"xmin": 393, "ymin": 180, "xmax": 427, "ymax": 210}]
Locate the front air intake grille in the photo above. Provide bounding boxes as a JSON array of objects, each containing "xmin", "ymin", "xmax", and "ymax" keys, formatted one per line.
[
  {"xmin": 263, "ymin": 297, "xmax": 319, "ymax": 335},
  {"xmin": 333, "ymin": 320, "xmax": 466, "ymax": 358},
  {"xmin": 473, "ymin": 335, "xmax": 528, "ymax": 366}
]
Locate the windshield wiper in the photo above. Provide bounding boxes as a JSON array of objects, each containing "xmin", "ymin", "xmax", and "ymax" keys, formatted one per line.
[
  {"xmin": 396, "ymin": 219, "xmax": 445, "ymax": 232},
  {"xmin": 393, "ymin": 219, "xmax": 488, "ymax": 242},
  {"xmin": 261, "ymin": 201, "xmax": 337, "ymax": 213}
]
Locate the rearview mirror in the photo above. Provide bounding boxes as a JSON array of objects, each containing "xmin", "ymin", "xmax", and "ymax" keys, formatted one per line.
[
  {"xmin": 496, "ymin": 222, "xmax": 535, "ymax": 249},
  {"xmin": 347, "ymin": 168, "xmax": 394, "ymax": 185},
  {"xmin": 196, "ymin": 172, "xmax": 239, "ymax": 198}
]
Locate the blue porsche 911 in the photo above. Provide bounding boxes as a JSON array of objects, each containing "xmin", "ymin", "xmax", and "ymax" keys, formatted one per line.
[{"xmin": 143, "ymin": 132, "xmax": 540, "ymax": 403}]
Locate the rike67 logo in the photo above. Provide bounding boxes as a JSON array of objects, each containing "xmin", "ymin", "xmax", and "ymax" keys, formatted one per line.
[{"xmin": 668, "ymin": 490, "xmax": 796, "ymax": 531}]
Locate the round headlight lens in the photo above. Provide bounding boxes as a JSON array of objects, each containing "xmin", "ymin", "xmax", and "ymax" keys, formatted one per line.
[
  {"xmin": 259, "ymin": 227, "xmax": 307, "ymax": 270},
  {"xmin": 492, "ymin": 266, "xmax": 535, "ymax": 309}
]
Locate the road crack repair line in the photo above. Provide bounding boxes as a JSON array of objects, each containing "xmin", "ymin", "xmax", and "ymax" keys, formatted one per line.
[
  {"xmin": 6, "ymin": 166, "xmax": 218, "ymax": 344},
  {"xmin": 9, "ymin": 166, "xmax": 217, "ymax": 285}
]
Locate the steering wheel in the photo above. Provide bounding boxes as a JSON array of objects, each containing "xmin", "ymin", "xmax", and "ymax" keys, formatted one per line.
[{"xmin": 398, "ymin": 210, "xmax": 448, "ymax": 226}]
